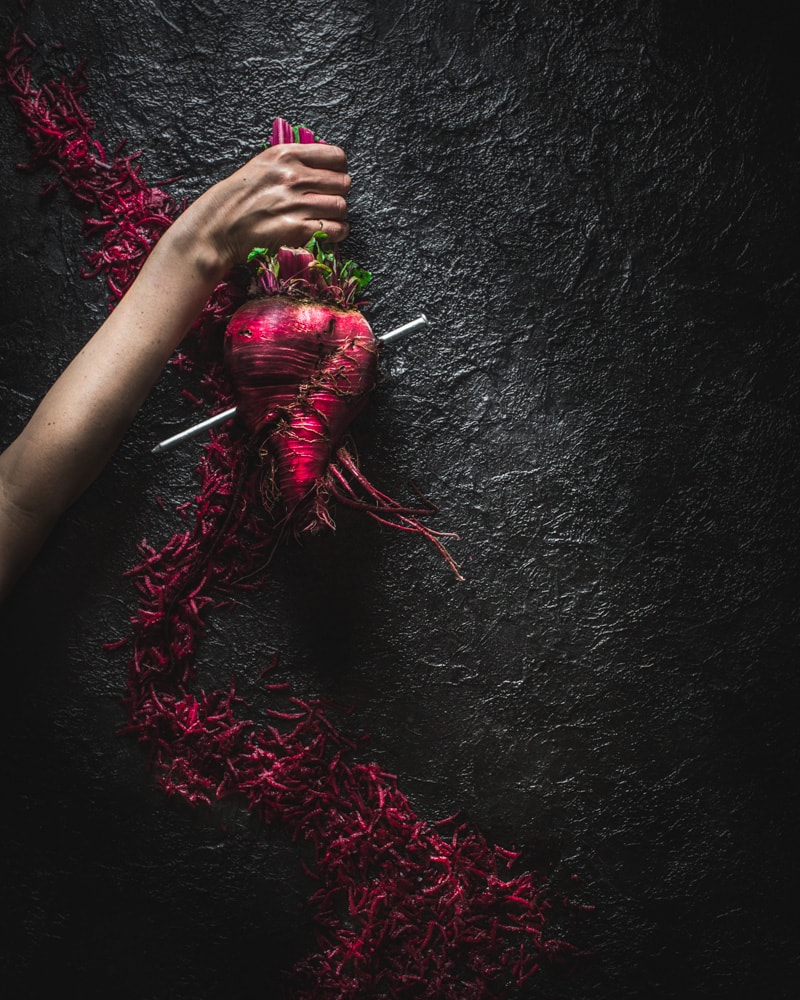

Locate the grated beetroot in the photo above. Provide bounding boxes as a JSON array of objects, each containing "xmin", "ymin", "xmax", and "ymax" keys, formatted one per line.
[
  {"xmin": 3, "ymin": 31, "xmax": 585, "ymax": 997},
  {"xmin": 2, "ymin": 28, "xmax": 177, "ymax": 301}
]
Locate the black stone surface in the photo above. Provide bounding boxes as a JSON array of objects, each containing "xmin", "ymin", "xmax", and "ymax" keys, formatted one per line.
[{"xmin": 1, "ymin": 1, "xmax": 799, "ymax": 997}]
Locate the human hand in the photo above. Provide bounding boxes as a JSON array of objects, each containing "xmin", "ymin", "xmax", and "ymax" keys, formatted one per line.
[{"xmin": 169, "ymin": 143, "xmax": 351, "ymax": 279}]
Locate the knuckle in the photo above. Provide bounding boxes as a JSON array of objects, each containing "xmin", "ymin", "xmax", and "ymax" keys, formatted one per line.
[
  {"xmin": 281, "ymin": 166, "xmax": 301, "ymax": 188},
  {"xmin": 283, "ymin": 216, "xmax": 306, "ymax": 247}
]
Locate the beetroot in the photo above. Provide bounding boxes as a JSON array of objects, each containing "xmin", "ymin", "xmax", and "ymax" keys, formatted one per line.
[{"xmin": 223, "ymin": 230, "xmax": 380, "ymax": 534}]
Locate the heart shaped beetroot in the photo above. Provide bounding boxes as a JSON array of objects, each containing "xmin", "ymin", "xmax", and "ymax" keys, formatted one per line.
[{"xmin": 225, "ymin": 295, "xmax": 378, "ymax": 521}]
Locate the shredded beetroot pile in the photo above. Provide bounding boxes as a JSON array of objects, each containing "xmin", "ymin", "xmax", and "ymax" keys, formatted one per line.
[
  {"xmin": 124, "ymin": 658, "xmax": 579, "ymax": 997},
  {"xmin": 1, "ymin": 28, "xmax": 247, "ymax": 341},
  {"xmin": 2, "ymin": 28, "xmax": 176, "ymax": 299},
  {"xmin": 3, "ymin": 31, "xmax": 584, "ymax": 997}
]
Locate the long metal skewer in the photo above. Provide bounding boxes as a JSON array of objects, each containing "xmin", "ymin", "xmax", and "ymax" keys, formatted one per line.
[{"xmin": 151, "ymin": 313, "xmax": 429, "ymax": 455}]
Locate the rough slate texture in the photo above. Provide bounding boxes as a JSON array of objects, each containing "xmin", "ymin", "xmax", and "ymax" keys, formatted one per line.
[{"xmin": 1, "ymin": 0, "xmax": 799, "ymax": 997}]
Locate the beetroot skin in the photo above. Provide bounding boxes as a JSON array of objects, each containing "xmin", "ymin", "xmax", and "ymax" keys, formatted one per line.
[{"xmin": 225, "ymin": 295, "xmax": 378, "ymax": 530}]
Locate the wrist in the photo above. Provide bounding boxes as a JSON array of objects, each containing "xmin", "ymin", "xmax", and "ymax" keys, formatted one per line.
[{"xmin": 157, "ymin": 204, "xmax": 233, "ymax": 288}]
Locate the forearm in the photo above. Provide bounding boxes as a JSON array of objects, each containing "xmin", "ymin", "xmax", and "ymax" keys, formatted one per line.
[
  {"xmin": 37, "ymin": 218, "xmax": 226, "ymax": 470},
  {"xmin": 0, "ymin": 223, "xmax": 224, "ymax": 597}
]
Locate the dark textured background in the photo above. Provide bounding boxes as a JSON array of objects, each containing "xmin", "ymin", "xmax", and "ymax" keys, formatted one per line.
[{"xmin": 1, "ymin": 1, "xmax": 799, "ymax": 997}]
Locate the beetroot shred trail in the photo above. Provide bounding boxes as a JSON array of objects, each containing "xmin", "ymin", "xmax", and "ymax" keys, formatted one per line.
[{"xmin": 3, "ymin": 32, "xmax": 582, "ymax": 997}]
